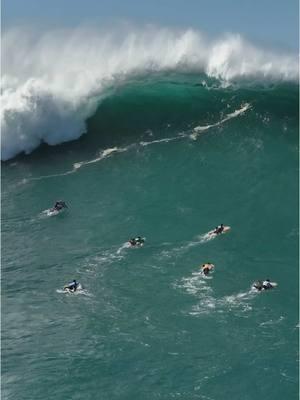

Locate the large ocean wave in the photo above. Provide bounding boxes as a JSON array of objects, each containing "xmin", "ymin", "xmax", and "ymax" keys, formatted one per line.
[{"xmin": 1, "ymin": 25, "xmax": 298, "ymax": 161}]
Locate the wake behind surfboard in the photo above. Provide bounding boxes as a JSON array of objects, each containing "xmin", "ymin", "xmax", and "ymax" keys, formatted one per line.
[{"xmin": 42, "ymin": 207, "xmax": 66, "ymax": 217}]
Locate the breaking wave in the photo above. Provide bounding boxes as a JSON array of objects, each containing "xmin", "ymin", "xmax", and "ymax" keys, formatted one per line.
[{"xmin": 1, "ymin": 25, "xmax": 298, "ymax": 160}]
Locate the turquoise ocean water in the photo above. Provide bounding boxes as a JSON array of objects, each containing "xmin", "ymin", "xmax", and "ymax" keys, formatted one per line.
[{"xmin": 2, "ymin": 73, "xmax": 299, "ymax": 399}]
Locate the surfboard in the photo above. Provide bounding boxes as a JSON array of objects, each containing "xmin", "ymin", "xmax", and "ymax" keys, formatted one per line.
[
  {"xmin": 63, "ymin": 283, "xmax": 82, "ymax": 293},
  {"xmin": 208, "ymin": 226, "xmax": 231, "ymax": 237},
  {"xmin": 270, "ymin": 282, "xmax": 278, "ymax": 287}
]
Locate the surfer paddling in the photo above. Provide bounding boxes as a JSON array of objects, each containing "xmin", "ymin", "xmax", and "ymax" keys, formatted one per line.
[
  {"xmin": 52, "ymin": 200, "xmax": 68, "ymax": 212},
  {"xmin": 252, "ymin": 279, "xmax": 275, "ymax": 291},
  {"xmin": 64, "ymin": 279, "xmax": 79, "ymax": 293},
  {"xmin": 201, "ymin": 263, "xmax": 215, "ymax": 275},
  {"xmin": 129, "ymin": 237, "xmax": 145, "ymax": 247}
]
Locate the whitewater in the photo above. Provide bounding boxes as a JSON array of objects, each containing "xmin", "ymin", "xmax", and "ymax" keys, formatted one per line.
[{"xmin": 1, "ymin": 25, "xmax": 298, "ymax": 160}]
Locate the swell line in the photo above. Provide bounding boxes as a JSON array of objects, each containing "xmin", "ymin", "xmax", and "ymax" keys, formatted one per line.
[
  {"xmin": 20, "ymin": 103, "xmax": 250, "ymax": 184},
  {"xmin": 190, "ymin": 103, "xmax": 251, "ymax": 139}
]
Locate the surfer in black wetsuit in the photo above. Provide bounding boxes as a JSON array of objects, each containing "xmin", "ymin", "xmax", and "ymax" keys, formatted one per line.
[
  {"xmin": 253, "ymin": 279, "xmax": 273, "ymax": 291},
  {"xmin": 64, "ymin": 280, "xmax": 78, "ymax": 292},
  {"xmin": 53, "ymin": 200, "xmax": 68, "ymax": 211},
  {"xmin": 214, "ymin": 224, "xmax": 224, "ymax": 234},
  {"xmin": 129, "ymin": 237, "xmax": 144, "ymax": 246},
  {"xmin": 262, "ymin": 279, "xmax": 273, "ymax": 290}
]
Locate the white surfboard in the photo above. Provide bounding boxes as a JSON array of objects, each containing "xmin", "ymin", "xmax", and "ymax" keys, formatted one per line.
[
  {"xmin": 207, "ymin": 226, "xmax": 231, "ymax": 237},
  {"xmin": 62, "ymin": 283, "xmax": 83, "ymax": 293},
  {"xmin": 269, "ymin": 282, "xmax": 278, "ymax": 287}
]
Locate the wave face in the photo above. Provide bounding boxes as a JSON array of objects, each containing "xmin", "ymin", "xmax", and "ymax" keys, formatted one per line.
[{"xmin": 1, "ymin": 25, "xmax": 299, "ymax": 161}]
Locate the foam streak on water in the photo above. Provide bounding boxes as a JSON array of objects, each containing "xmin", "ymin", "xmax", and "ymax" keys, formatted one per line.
[{"xmin": 191, "ymin": 103, "xmax": 251, "ymax": 138}]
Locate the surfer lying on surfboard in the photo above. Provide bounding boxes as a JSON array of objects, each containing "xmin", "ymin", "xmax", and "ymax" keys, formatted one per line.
[
  {"xmin": 252, "ymin": 279, "xmax": 275, "ymax": 291},
  {"xmin": 206, "ymin": 225, "xmax": 230, "ymax": 238},
  {"xmin": 52, "ymin": 200, "xmax": 68, "ymax": 212},
  {"xmin": 129, "ymin": 237, "xmax": 145, "ymax": 247},
  {"xmin": 64, "ymin": 279, "xmax": 79, "ymax": 293},
  {"xmin": 214, "ymin": 224, "xmax": 225, "ymax": 234},
  {"xmin": 201, "ymin": 263, "xmax": 215, "ymax": 275}
]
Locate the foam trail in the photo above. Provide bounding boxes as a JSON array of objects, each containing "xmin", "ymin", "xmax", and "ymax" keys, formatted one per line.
[
  {"xmin": 199, "ymin": 231, "xmax": 217, "ymax": 243},
  {"xmin": 22, "ymin": 146, "xmax": 127, "ymax": 183},
  {"xmin": 140, "ymin": 135, "xmax": 185, "ymax": 146},
  {"xmin": 117, "ymin": 242, "xmax": 132, "ymax": 254},
  {"xmin": 185, "ymin": 282, "xmax": 256, "ymax": 315},
  {"xmin": 158, "ymin": 234, "xmax": 208, "ymax": 261},
  {"xmin": 41, "ymin": 208, "xmax": 60, "ymax": 218},
  {"xmin": 73, "ymin": 146, "xmax": 128, "ymax": 171},
  {"xmin": 191, "ymin": 103, "xmax": 251, "ymax": 139},
  {"xmin": 21, "ymin": 135, "xmax": 184, "ymax": 184},
  {"xmin": 259, "ymin": 316, "xmax": 284, "ymax": 327},
  {"xmin": 178, "ymin": 273, "xmax": 213, "ymax": 296},
  {"xmin": 2, "ymin": 25, "xmax": 297, "ymax": 160},
  {"xmin": 81, "ymin": 238, "xmax": 142, "ymax": 271},
  {"xmin": 17, "ymin": 101, "xmax": 249, "ymax": 186},
  {"xmin": 23, "ymin": 170, "xmax": 76, "ymax": 184},
  {"xmin": 90, "ymin": 243, "xmax": 129, "ymax": 266},
  {"xmin": 49, "ymin": 103, "xmax": 246, "ymax": 177}
]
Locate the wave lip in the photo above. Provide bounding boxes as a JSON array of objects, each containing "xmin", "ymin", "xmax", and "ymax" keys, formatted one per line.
[
  {"xmin": 2, "ymin": 26, "xmax": 298, "ymax": 161},
  {"xmin": 1, "ymin": 77, "xmax": 97, "ymax": 160}
]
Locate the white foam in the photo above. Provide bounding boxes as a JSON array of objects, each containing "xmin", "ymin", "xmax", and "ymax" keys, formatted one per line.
[
  {"xmin": 140, "ymin": 136, "xmax": 182, "ymax": 146},
  {"xmin": 41, "ymin": 208, "xmax": 60, "ymax": 217},
  {"xmin": 2, "ymin": 26, "xmax": 297, "ymax": 160},
  {"xmin": 191, "ymin": 103, "xmax": 251, "ymax": 139},
  {"xmin": 72, "ymin": 146, "xmax": 126, "ymax": 171},
  {"xmin": 259, "ymin": 316, "xmax": 284, "ymax": 327},
  {"xmin": 116, "ymin": 242, "xmax": 132, "ymax": 254},
  {"xmin": 22, "ymin": 146, "xmax": 127, "ymax": 183},
  {"xmin": 175, "ymin": 267, "xmax": 214, "ymax": 298},
  {"xmin": 21, "ymin": 135, "xmax": 185, "ymax": 184},
  {"xmin": 177, "ymin": 269, "xmax": 257, "ymax": 315}
]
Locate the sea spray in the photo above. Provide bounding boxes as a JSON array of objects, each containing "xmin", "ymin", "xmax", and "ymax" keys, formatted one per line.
[{"xmin": 2, "ymin": 25, "xmax": 298, "ymax": 160}]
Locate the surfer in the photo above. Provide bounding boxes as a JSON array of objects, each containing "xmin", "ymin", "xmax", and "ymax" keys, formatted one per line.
[
  {"xmin": 64, "ymin": 279, "xmax": 78, "ymax": 292},
  {"xmin": 262, "ymin": 279, "xmax": 273, "ymax": 290},
  {"xmin": 253, "ymin": 279, "xmax": 274, "ymax": 291},
  {"xmin": 214, "ymin": 224, "xmax": 224, "ymax": 234},
  {"xmin": 53, "ymin": 200, "xmax": 68, "ymax": 211},
  {"xmin": 201, "ymin": 263, "xmax": 214, "ymax": 275},
  {"xmin": 129, "ymin": 237, "xmax": 145, "ymax": 246}
]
